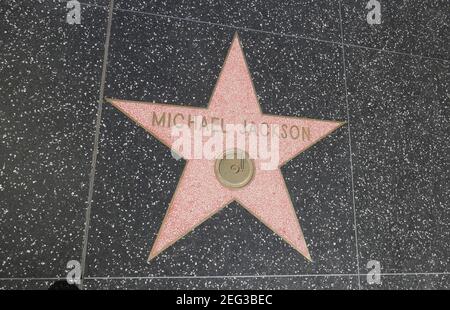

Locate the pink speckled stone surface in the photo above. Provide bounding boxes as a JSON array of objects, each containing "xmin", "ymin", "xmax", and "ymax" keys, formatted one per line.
[{"xmin": 108, "ymin": 34, "xmax": 343, "ymax": 261}]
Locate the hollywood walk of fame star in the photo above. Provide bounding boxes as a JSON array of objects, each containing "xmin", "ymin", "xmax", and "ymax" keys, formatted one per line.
[{"xmin": 106, "ymin": 33, "xmax": 344, "ymax": 261}]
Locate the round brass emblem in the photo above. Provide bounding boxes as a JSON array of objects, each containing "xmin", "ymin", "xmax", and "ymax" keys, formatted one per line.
[{"xmin": 215, "ymin": 149, "xmax": 254, "ymax": 189}]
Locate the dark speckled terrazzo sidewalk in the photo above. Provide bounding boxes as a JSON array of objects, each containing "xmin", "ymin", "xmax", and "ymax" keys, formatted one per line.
[{"xmin": 0, "ymin": 0, "xmax": 448, "ymax": 290}]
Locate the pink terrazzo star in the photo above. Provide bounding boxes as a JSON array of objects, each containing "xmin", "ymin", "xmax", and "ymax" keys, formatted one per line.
[{"xmin": 107, "ymin": 33, "xmax": 344, "ymax": 261}]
